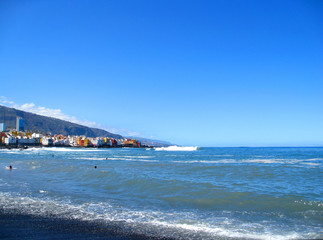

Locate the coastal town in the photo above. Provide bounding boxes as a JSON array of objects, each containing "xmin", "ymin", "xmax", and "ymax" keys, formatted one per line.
[{"xmin": 0, "ymin": 117, "xmax": 143, "ymax": 148}]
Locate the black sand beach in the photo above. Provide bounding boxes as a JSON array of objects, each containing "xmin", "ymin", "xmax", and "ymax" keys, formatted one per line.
[{"xmin": 0, "ymin": 210, "xmax": 173, "ymax": 240}]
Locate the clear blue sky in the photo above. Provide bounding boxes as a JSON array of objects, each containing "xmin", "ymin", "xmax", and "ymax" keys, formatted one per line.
[{"xmin": 0, "ymin": 0, "xmax": 322, "ymax": 146}]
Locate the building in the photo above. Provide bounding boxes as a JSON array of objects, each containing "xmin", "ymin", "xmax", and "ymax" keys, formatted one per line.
[
  {"xmin": 91, "ymin": 138, "xmax": 105, "ymax": 147},
  {"xmin": 32, "ymin": 133, "xmax": 43, "ymax": 138},
  {"xmin": 42, "ymin": 137, "xmax": 53, "ymax": 146},
  {"xmin": 4, "ymin": 135, "xmax": 17, "ymax": 145},
  {"xmin": 0, "ymin": 109, "xmax": 17, "ymax": 130},
  {"xmin": 16, "ymin": 117, "xmax": 25, "ymax": 132},
  {"xmin": 0, "ymin": 123, "xmax": 6, "ymax": 132}
]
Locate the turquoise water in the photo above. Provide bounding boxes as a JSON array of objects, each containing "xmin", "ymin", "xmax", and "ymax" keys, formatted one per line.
[{"xmin": 0, "ymin": 147, "xmax": 322, "ymax": 239}]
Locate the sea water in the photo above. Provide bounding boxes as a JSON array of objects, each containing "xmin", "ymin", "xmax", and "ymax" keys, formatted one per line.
[{"xmin": 0, "ymin": 147, "xmax": 322, "ymax": 239}]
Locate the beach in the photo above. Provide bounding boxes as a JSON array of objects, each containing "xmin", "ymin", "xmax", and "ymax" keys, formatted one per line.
[
  {"xmin": 0, "ymin": 210, "xmax": 244, "ymax": 240},
  {"xmin": 0, "ymin": 210, "xmax": 176, "ymax": 240},
  {"xmin": 0, "ymin": 147, "xmax": 322, "ymax": 239}
]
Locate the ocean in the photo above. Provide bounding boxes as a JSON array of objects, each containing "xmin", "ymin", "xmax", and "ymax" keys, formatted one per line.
[{"xmin": 0, "ymin": 146, "xmax": 322, "ymax": 239}]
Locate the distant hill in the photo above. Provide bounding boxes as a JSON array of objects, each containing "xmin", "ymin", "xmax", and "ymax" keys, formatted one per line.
[
  {"xmin": 126, "ymin": 136, "xmax": 172, "ymax": 147},
  {"xmin": 0, "ymin": 105, "xmax": 122, "ymax": 138}
]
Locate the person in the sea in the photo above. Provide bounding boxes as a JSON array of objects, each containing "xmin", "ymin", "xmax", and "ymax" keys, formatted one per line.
[
  {"xmin": 94, "ymin": 166, "xmax": 97, "ymax": 168},
  {"xmin": 9, "ymin": 165, "xmax": 12, "ymax": 170}
]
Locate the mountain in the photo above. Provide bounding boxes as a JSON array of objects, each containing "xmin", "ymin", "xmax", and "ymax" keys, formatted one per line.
[
  {"xmin": 0, "ymin": 105, "xmax": 122, "ymax": 138},
  {"xmin": 126, "ymin": 136, "xmax": 172, "ymax": 147}
]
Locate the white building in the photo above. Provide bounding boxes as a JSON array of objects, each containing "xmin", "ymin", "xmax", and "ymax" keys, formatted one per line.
[
  {"xmin": 0, "ymin": 123, "xmax": 6, "ymax": 132},
  {"xmin": 53, "ymin": 139, "xmax": 68, "ymax": 146},
  {"xmin": 68, "ymin": 136, "xmax": 78, "ymax": 147},
  {"xmin": 32, "ymin": 133, "xmax": 43, "ymax": 138},
  {"xmin": 42, "ymin": 137, "xmax": 53, "ymax": 146},
  {"xmin": 4, "ymin": 136, "xmax": 17, "ymax": 145},
  {"xmin": 92, "ymin": 138, "xmax": 105, "ymax": 147}
]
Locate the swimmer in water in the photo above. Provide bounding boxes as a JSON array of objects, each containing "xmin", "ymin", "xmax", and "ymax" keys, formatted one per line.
[
  {"xmin": 94, "ymin": 166, "xmax": 97, "ymax": 168},
  {"xmin": 9, "ymin": 165, "xmax": 13, "ymax": 170}
]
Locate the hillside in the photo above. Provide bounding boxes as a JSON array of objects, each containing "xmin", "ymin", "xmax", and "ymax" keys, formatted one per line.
[
  {"xmin": 126, "ymin": 136, "xmax": 172, "ymax": 147},
  {"xmin": 0, "ymin": 105, "xmax": 122, "ymax": 138}
]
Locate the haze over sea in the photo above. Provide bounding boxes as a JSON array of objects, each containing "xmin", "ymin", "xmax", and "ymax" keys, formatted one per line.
[{"xmin": 1, "ymin": 146, "xmax": 322, "ymax": 239}]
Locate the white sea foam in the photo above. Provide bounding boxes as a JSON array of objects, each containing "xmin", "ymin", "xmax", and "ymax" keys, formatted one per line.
[
  {"xmin": 117, "ymin": 155, "xmax": 154, "ymax": 159},
  {"xmin": 301, "ymin": 162, "xmax": 320, "ymax": 166},
  {"xmin": 5, "ymin": 166, "xmax": 17, "ymax": 170},
  {"xmin": 0, "ymin": 147, "xmax": 102, "ymax": 153},
  {"xmin": 212, "ymin": 155, "xmax": 234, "ymax": 157},
  {"xmin": 215, "ymin": 159, "xmax": 237, "ymax": 163},
  {"xmin": 171, "ymin": 159, "xmax": 236, "ymax": 164},
  {"xmin": 244, "ymin": 159, "xmax": 285, "ymax": 164},
  {"xmin": 114, "ymin": 158, "xmax": 158, "ymax": 163},
  {"xmin": 82, "ymin": 156, "xmax": 158, "ymax": 163},
  {"xmin": 0, "ymin": 192, "xmax": 313, "ymax": 240},
  {"xmin": 149, "ymin": 220, "xmax": 305, "ymax": 240},
  {"xmin": 34, "ymin": 147, "xmax": 101, "ymax": 152},
  {"xmin": 304, "ymin": 158, "xmax": 323, "ymax": 161},
  {"xmin": 81, "ymin": 157, "xmax": 107, "ymax": 161},
  {"xmin": 0, "ymin": 149, "xmax": 21, "ymax": 154},
  {"xmin": 243, "ymin": 158, "xmax": 301, "ymax": 164},
  {"xmin": 170, "ymin": 158, "xmax": 319, "ymax": 165},
  {"xmin": 155, "ymin": 146, "xmax": 199, "ymax": 151}
]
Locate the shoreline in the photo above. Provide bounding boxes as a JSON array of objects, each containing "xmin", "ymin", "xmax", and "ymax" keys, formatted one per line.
[
  {"xmin": 0, "ymin": 144, "xmax": 154, "ymax": 149},
  {"xmin": 0, "ymin": 209, "xmax": 174, "ymax": 240}
]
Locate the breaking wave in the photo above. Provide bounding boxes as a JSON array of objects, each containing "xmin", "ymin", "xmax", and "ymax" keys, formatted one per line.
[
  {"xmin": 0, "ymin": 192, "xmax": 317, "ymax": 240},
  {"xmin": 154, "ymin": 146, "xmax": 199, "ymax": 151}
]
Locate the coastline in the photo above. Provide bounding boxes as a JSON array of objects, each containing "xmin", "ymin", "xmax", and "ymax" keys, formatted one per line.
[
  {"xmin": 0, "ymin": 209, "xmax": 174, "ymax": 240},
  {"xmin": 0, "ymin": 144, "xmax": 154, "ymax": 150},
  {"xmin": 1, "ymin": 147, "xmax": 322, "ymax": 239}
]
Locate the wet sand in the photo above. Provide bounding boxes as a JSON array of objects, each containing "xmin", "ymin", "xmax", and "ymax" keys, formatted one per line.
[{"xmin": 0, "ymin": 209, "xmax": 172, "ymax": 240}]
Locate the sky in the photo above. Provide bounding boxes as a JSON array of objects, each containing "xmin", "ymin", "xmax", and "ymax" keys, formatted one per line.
[{"xmin": 0, "ymin": 0, "xmax": 322, "ymax": 147}]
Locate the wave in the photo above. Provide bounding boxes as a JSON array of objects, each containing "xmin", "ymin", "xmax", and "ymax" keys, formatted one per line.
[
  {"xmin": 167, "ymin": 158, "xmax": 323, "ymax": 166},
  {"xmin": 119, "ymin": 155, "xmax": 154, "ymax": 159},
  {"xmin": 171, "ymin": 159, "xmax": 236, "ymax": 164},
  {"xmin": 31, "ymin": 147, "xmax": 102, "ymax": 152},
  {"xmin": 81, "ymin": 157, "xmax": 158, "ymax": 163},
  {"xmin": 154, "ymin": 146, "xmax": 199, "ymax": 151},
  {"xmin": 81, "ymin": 157, "xmax": 107, "ymax": 161},
  {"xmin": 0, "ymin": 192, "xmax": 319, "ymax": 240},
  {"xmin": 0, "ymin": 147, "xmax": 102, "ymax": 153}
]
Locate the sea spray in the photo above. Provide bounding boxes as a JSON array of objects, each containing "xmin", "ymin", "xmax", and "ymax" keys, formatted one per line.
[{"xmin": 154, "ymin": 146, "xmax": 199, "ymax": 151}]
